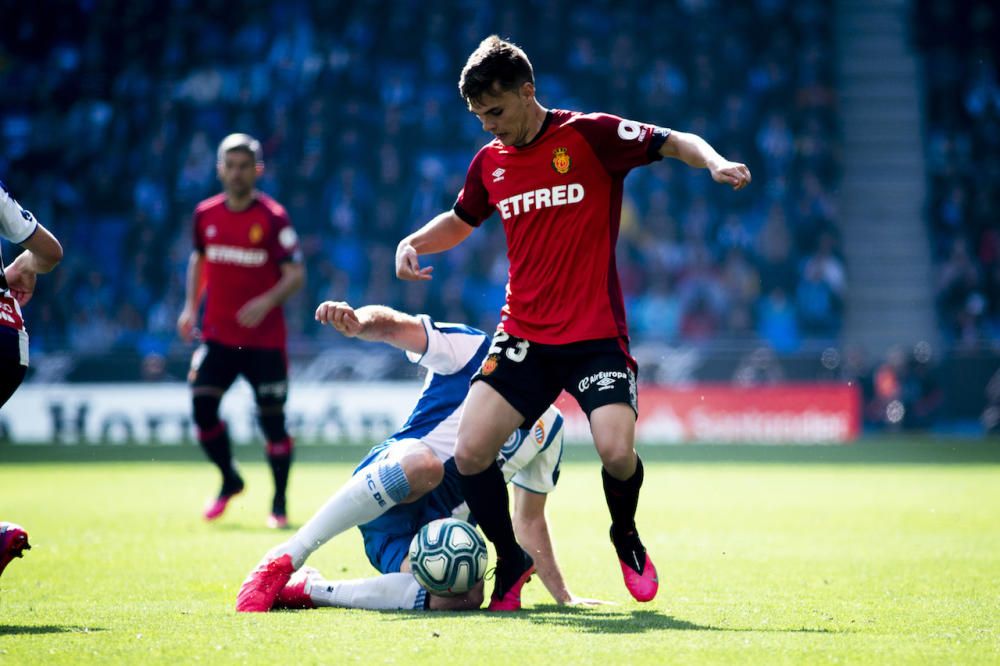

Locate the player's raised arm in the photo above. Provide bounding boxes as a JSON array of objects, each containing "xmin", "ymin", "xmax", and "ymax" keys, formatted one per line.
[
  {"xmin": 659, "ymin": 130, "xmax": 752, "ymax": 191},
  {"xmin": 395, "ymin": 210, "xmax": 474, "ymax": 281},
  {"xmin": 315, "ymin": 302, "xmax": 428, "ymax": 355}
]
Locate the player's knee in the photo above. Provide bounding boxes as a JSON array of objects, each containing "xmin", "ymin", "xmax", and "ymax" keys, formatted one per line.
[
  {"xmin": 257, "ymin": 406, "xmax": 289, "ymax": 444},
  {"xmin": 598, "ymin": 446, "xmax": 637, "ymax": 480},
  {"xmin": 401, "ymin": 451, "xmax": 444, "ymax": 499},
  {"xmin": 453, "ymin": 447, "xmax": 490, "ymax": 475},
  {"xmin": 192, "ymin": 394, "xmax": 222, "ymax": 431},
  {"xmin": 453, "ymin": 438, "xmax": 495, "ymax": 475}
]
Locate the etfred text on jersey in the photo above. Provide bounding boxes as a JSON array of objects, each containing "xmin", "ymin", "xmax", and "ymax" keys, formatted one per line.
[{"xmin": 496, "ymin": 183, "xmax": 584, "ymax": 220}]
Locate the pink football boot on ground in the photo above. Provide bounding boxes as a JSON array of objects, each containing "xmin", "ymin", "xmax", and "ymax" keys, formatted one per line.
[
  {"xmin": 0, "ymin": 522, "xmax": 31, "ymax": 578},
  {"xmin": 203, "ymin": 477, "xmax": 244, "ymax": 522},
  {"xmin": 486, "ymin": 549, "xmax": 535, "ymax": 612},
  {"xmin": 612, "ymin": 526, "xmax": 659, "ymax": 602},
  {"xmin": 236, "ymin": 553, "xmax": 295, "ymax": 612}
]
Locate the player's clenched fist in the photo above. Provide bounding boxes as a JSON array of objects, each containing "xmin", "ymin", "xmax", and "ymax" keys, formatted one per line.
[
  {"xmin": 315, "ymin": 300, "xmax": 362, "ymax": 337},
  {"xmin": 709, "ymin": 159, "xmax": 752, "ymax": 191}
]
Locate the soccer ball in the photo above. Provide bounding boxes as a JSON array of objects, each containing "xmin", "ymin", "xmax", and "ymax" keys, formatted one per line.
[{"xmin": 408, "ymin": 518, "xmax": 488, "ymax": 597}]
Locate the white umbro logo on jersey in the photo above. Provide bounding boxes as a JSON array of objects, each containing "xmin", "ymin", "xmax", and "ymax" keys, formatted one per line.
[{"xmin": 492, "ymin": 168, "xmax": 506, "ymax": 182}]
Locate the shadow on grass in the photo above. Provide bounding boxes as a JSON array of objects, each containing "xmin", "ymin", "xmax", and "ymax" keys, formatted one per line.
[
  {"xmin": 0, "ymin": 624, "xmax": 106, "ymax": 636},
  {"xmin": 379, "ymin": 607, "xmax": 842, "ymax": 635}
]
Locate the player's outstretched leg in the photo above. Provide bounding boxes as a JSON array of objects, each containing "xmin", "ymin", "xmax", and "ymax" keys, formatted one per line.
[
  {"xmin": 0, "ymin": 522, "xmax": 31, "ymax": 578},
  {"xmin": 603, "ymin": 457, "xmax": 658, "ymax": 602},
  {"xmin": 237, "ymin": 445, "xmax": 425, "ymax": 612},
  {"xmin": 279, "ymin": 571, "xmax": 429, "ymax": 611}
]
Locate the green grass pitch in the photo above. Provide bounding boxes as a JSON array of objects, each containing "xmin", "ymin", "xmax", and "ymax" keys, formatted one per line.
[{"xmin": 1, "ymin": 439, "xmax": 999, "ymax": 664}]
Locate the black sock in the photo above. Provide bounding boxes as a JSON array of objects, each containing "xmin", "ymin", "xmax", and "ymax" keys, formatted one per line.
[
  {"xmin": 457, "ymin": 461, "xmax": 520, "ymax": 562},
  {"xmin": 198, "ymin": 423, "xmax": 242, "ymax": 494},
  {"xmin": 602, "ymin": 456, "xmax": 644, "ymax": 539},
  {"xmin": 268, "ymin": 455, "xmax": 291, "ymax": 515}
]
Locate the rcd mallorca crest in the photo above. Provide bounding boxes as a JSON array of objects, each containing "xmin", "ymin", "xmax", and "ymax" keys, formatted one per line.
[
  {"xmin": 552, "ymin": 147, "xmax": 571, "ymax": 174},
  {"xmin": 249, "ymin": 223, "xmax": 264, "ymax": 244}
]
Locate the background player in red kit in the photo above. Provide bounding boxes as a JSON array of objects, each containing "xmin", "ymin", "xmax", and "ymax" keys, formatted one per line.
[
  {"xmin": 177, "ymin": 134, "xmax": 305, "ymax": 529},
  {"xmin": 396, "ymin": 36, "xmax": 751, "ymax": 610}
]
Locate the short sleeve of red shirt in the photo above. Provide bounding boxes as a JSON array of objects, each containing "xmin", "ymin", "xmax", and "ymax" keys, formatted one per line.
[
  {"xmin": 570, "ymin": 113, "xmax": 670, "ymax": 175},
  {"xmin": 453, "ymin": 146, "xmax": 492, "ymax": 227},
  {"xmin": 266, "ymin": 207, "xmax": 301, "ymax": 264}
]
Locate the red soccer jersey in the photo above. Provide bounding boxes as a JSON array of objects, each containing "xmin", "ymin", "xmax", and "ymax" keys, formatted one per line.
[
  {"xmin": 192, "ymin": 192, "xmax": 300, "ymax": 349},
  {"xmin": 454, "ymin": 110, "xmax": 670, "ymax": 344}
]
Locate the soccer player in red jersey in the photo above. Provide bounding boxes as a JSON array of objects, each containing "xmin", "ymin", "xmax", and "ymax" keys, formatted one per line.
[
  {"xmin": 396, "ymin": 36, "xmax": 751, "ymax": 610},
  {"xmin": 177, "ymin": 134, "xmax": 305, "ymax": 529}
]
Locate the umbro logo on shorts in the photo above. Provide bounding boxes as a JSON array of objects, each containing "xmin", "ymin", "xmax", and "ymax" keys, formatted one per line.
[{"xmin": 578, "ymin": 370, "xmax": 628, "ymax": 393}]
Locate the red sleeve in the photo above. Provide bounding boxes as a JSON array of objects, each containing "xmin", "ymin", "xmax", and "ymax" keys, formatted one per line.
[
  {"xmin": 268, "ymin": 208, "xmax": 302, "ymax": 263},
  {"xmin": 570, "ymin": 113, "xmax": 670, "ymax": 175},
  {"xmin": 453, "ymin": 147, "xmax": 492, "ymax": 227}
]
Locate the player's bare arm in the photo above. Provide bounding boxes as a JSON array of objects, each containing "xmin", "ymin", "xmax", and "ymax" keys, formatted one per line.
[
  {"xmin": 177, "ymin": 250, "xmax": 205, "ymax": 342},
  {"xmin": 513, "ymin": 487, "xmax": 611, "ymax": 606},
  {"xmin": 395, "ymin": 210, "xmax": 474, "ymax": 281},
  {"xmin": 236, "ymin": 261, "xmax": 304, "ymax": 328},
  {"xmin": 659, "ymin": 130, "xmax": 752, "ymax": 191},
  {"xmin": 315, "ymin": 302, "xmax": 428, "ymax": 355},
  {"xmin": 3, "ymin": 223, "xmax": 63, "ymax": 306}
]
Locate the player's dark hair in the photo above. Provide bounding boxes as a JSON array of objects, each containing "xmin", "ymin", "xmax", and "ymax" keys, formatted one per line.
[{"xmin": 459, "ymin": 36, "xmax": 534, "ymax": 104}]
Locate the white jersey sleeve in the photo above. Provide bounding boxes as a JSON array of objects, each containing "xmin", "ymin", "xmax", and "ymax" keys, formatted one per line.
[
  {"xmin": 510, "ymin": 405, "xmax": 565, "ymax": 495},
  {"xmin": 404, "ymin": 315, "xmax": 488, "ymax": 375},
  {"xmin": 0, "ymin": 180, "xmax": 39, "ymax": 244}
]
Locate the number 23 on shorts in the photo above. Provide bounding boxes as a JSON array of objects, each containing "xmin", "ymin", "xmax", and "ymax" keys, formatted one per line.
[{"xmin": 489, "ymin": 330, "xmax": 530, "ymax": 363}]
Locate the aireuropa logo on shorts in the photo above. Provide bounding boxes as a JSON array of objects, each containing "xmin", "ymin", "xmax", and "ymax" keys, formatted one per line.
[{"xmin": 578, "ymin": 370, "xmax": 628, "ymax": 393}]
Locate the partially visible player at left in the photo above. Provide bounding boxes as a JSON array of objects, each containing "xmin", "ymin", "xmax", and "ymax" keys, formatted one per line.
[
  {"xmin": 177, "ymin": 134, "xmax": 305, "ymax": 528},
  {"xmin": 0, "ymin": 522, "xmax": 31, "ymax": 579},
  {"xmin": 0, "ymin": 181, "xmax": 60, "ymax": 576},
  {"xmin": 1, "ymin": 179, "xmax": 63, "ymax": 406}
]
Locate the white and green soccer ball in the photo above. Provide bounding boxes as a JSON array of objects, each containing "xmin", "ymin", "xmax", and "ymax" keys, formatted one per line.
[{"xmin": 408, "ymin": 518, "xmax": 488, "ymax": 596}]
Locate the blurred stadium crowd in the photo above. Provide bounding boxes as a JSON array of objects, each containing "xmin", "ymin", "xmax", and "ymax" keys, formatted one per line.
[
  {"xmin": 913, "ymin": 0, "xmax": 1000, "ymax": 349},
  {"xmin": 0, "ymin": 0, "xmax": 841, "ymax": 362}
]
